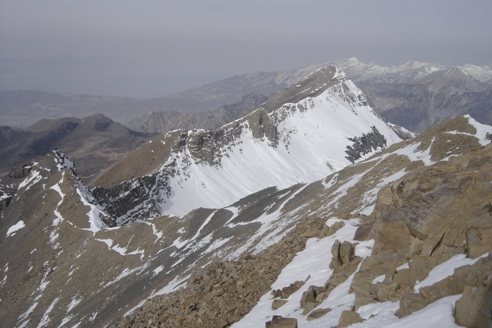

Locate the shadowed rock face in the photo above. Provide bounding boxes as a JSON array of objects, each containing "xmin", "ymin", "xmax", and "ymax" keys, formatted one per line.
[{"xmin": 345, "ymin": 126, "xmax": 387, "ymax": 163}]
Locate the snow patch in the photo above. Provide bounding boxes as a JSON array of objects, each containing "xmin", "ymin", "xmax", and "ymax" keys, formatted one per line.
[
  {"xmin": 414, "ymin": 253, "xmax": 489, "ymax": 291},
  {"xmin": 6, "ymin": 220, "xmax": 25, "ymax": 237}
]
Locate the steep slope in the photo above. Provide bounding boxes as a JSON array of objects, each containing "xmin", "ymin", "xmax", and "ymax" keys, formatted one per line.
[
  {"xmin": 116, "ymin": 115, "xmax": 492, "ymax": 328},
  {"xmin": 1, "ymin": 116, "xmax": 491, "ymax": 328},
  {"xmin": 0, "ymin": 113, "xmax": 153, "ymax": 182},
  {"xmin": 91, "ymin": 66, "xmax": 402, "ymax": 222}
]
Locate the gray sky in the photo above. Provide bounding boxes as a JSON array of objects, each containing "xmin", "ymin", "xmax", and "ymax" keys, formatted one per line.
[{"xmin": 1, "ymin": 0, "xmax": 491, "ymax": 97}]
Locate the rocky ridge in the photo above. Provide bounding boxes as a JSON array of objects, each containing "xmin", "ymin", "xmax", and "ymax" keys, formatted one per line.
[
  {"xmin": 113, "ymin": 115, "xmax": 492, "ymax": 328},
  {"xmin": 1, "ymin": 115, "xmax": 491, "ymax": 328},
  {"xmin": 126, "ymin": 93, "xmax": 268, "ymax": 134},
  {"xmin": 90, "ymin": 66, "xmax": 402, "ymax": 223}
]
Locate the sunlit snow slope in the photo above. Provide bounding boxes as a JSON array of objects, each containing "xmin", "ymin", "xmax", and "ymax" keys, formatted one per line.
[{"xmin": 95, "ymin": 67, "xmax": 402, "ymax": 222}]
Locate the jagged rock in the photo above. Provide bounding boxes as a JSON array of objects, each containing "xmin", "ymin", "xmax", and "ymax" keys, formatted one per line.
[
  {"xmin": 7, "ymin": 164, "xmax": 33, "ymax": 179},
  {"xmin": 300, "ymin": 285, "xmax": 327, "ymax": 314},
  {"xmin": 300, "ymin": 240, "xmax": 362, "ymax": 315},
  {"xmin": 396, "ymin": 292, "xmax": 428, "ymax": 318},
  {"xmin": 337, "ymin": 310, "xmax": 364, "ymax": 327},
  {"xmin": 272, "ymin": 280, "xmax": 305, "ymax": 299},
  {"xmin": 419, "ymin": 277, "xmax": 453, "ymax": 304},
  {"xmin": 328, "ymin": 221, "xmax": 345, "ymax": 235},
  {"xmin": 448, "ymin": 255, "xmax": 492, "ymax": 296},
  {"xmin": 354, "ymin": 222, "xmax": 373, "ymax": 241},
  {"xmin": 392, "ymin": 269, "xmax": 418, "ymax": 289},
  {"xmin": 301, "ymin": 220, "xmax": 331, "ymax": 238},
  {"xmin": 466, "ymin": 214, "xmax": 492, "ymax": 259},
  {"xmin": 265, "ymin": 315, "xmax": 298, "ymax": 328},
  {"xmin": 248, "ymin": 108, "xmax": 278, "ymax": 143},
  {"xmin": 330, "ymin": 240, "xmax": 356, "ymax": 269},
  {"xmin": 420, "ymin": 233, "xmax": 445, "ymax": 257},
  {"xmin": 271, "ymin": 299, "xmax": 288, "ymax": 310},
  {"xmin": 376, "ymin": 282, "xmax": 401, "ymax": 302},
  {"xmin": 408, "ymin": 255, "xmax": 438, "ymax": 282},
  {"xmin": 307, "ymin": 307, "xmax": 331, "ymax": 321},
  {"xmin": 455, "ymin": 285, "xmax": 492, "ymax": 328}
]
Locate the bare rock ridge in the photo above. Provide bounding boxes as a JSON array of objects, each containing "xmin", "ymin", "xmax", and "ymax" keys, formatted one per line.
[{"xmin": 0, "ymin": 114, "xmax": 491, "ymax": 327}]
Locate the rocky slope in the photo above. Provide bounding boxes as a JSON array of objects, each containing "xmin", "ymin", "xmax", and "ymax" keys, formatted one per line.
[
  {"xmin": 115, "ymin": 115, "xmax": 492, "ymax": 328},
  {"xmin": 1, "ymin": 114, "xmax": 491, "ymax": 328},
  {"xmin": 0, "ymin": 113, "xmax": 153, "ymax": 182},
  {"xmin": 90, "ymin": 66, "xmax": 402, "ymax": 223}
]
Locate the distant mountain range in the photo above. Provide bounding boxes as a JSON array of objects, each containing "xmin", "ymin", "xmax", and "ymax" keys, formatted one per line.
[
  {"xmin": 0, "ymin": 114, "xmax": 153, "ymax": 182},
  {"xmin": 1, "ymin": 58, "xmax": 491, "ymax": 134}
]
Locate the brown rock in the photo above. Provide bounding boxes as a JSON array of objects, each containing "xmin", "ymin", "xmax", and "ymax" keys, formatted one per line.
[
  {"xmin": 419, "ymin": 278, "xmax": 452, "ymax": 303},
  {"xmin": 272, "ymin": 280, "xmax": 305, "ymax": 299},
  {"xmin": 371, "ymin": 221, "xmax": 412, "ymax": 258},
  {"xmin": 330, "ymin": 240, "xmax": 356, "ymax": 269},
  {"xmin": 421, "ymin": 233, "xmax": 445, "ymax": 257},
  {"xmin": 307, "ymin": 307, "xmax": 331, "ymax": 321},
  {"xmin": 272, "ymin": 299, "xmax": 288, "ymax": 310},
  {"xmin": 376, "ymin": 282, "xmax": 401, "ymax": 302},
  {"xmin": 396, "ymin": 292, "xmax": 428, "ymax": 318},
  {"xmin": 337, "ymin": 310, "xmax": 364, "ymax": 328},
  {"xmin": 300, "ymin": 285, "xmax": 326, "ymax": 314},
  {"xmin": 455, "ymin": 285, "xmax": 492, "ymax": 328},
  {"xmin": 466, "ymin": 215, "xmax": 492, "ymax": 259},
  {"xmin": 354, "ymin": 223, "xmax": 373, "ymax": 241},
  {"xmin": 265, "ymin": 315, "xmax": 298, "ymax": 328},
  {"xmin": 392, "ymin": 269, "xmax": 418, "ymax": 289}
]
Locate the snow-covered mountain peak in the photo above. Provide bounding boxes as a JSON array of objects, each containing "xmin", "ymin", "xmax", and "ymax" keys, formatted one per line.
[
  {"xmin": 458, "ymin": 63, "xmax": 492, "ymax": 82},
  {"xmin": 91, "ymin": 67, "xmax": 402, "ymax": 223}
]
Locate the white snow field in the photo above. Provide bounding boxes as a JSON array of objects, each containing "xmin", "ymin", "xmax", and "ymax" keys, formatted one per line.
[{"xmin": 149, "ymin": 69, "xmax": 402, "ymax": 217}]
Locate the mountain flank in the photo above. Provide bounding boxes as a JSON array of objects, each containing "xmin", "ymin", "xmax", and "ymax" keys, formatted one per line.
[
  {"xmin": 90, "ymin": 66, "xmax": 402, "ymax": 222},
  {"xmin": 0, "ymin": 113, "xmax": 153, "ymax": 182},
  {"xmin": 1, "ymin": 115, "xmax": 490, "ymax": 328},
  {"xmin": 126, "ymin": 93, "xmax": 268, "ymax": 134}
]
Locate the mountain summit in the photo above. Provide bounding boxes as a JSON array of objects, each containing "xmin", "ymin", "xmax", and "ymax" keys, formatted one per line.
[{"xmin": 90, "ymin": 66, "xmax": 401, "ymax": 223}]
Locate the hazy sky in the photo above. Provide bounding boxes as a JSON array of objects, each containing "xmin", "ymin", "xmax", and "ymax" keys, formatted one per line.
[{"xmin": 1, "ymin": 0, "xmax": 491, "ymax": 97}]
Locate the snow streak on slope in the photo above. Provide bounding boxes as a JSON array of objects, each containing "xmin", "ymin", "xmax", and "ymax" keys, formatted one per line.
[{"xmin": 108, "ymin": 67, "xmax": 402, "ymax": 220}]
